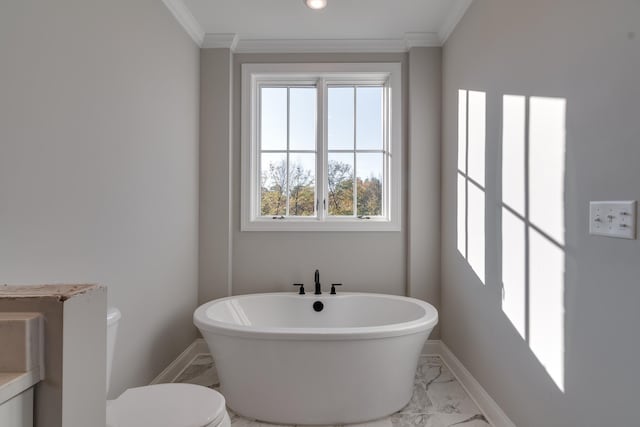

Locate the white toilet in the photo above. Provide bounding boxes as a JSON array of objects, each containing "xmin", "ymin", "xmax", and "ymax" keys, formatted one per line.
[{"xmin": 106, "ymin": 307, "xmax": 231, "ymax": 427}]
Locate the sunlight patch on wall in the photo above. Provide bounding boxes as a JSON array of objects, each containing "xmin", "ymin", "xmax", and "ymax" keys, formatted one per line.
[
  {"xmin": 502, "ymin": 207, "xmax": 526, "ymax": 339},
  {"xmin": 457, "ymin": 89, "xmax": 486, "ymax": 285},
  {"xmin": 457, "ymin": 173, "xmax": 467, "ymax": 257},
  {"xmin": 468, "ymin": 91, "xmax": 486, "ymax": 187},
  {"xmin": 530, "ymin": 229, "xmax": 565, "ymax": 392},
  {"xmin": 529, "ymin": 97, "xmax": 567, "ymax": 245},
  {"xmin": 500, "ymin": 94, "xmax": 566, "ymax": 392},
  {"xmin": 468, "ymin": 184, "xmax": 485, "ymax": 282},
  {"xmin": 502, "ymin": 95, "xmax": 526, "ymax": 215},
  {"xmin": 458, "ymin": 91, "xmax": 468, "ymax": 173},
  {"xmin": 501, "ymin": 95, "xmax": 527, "ymax": 339}
]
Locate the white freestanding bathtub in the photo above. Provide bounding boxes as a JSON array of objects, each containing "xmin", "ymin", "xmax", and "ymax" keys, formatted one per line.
[{"xmin": 194, "ymin": 292, "xmax": 438, "ymax": 425}]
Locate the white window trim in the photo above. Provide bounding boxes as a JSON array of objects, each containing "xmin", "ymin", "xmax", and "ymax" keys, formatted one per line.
[{"xmin": 241, "ymin": 62, "xmax": 402, "ymax": 232}]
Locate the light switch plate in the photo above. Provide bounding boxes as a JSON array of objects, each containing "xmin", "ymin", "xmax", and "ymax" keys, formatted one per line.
[{"xmin": 589, "ymin": 201, "xmax": 637, "ymax": 239}]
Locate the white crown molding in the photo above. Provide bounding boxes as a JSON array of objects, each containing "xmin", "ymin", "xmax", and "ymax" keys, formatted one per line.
[
  {"xmin": 202, "ymin": 33, "xmax": 239, "ymax": 50},
  {"xmin": 234, "ymin": 38, "xmax": 408, "ymax": 53},
  {"xmin": 161, "ymin": 0, "xmax": 205, "ymax": 46},
  {"xmin": 404, "ymin": 32, "xmax": 441, "ymax": 49},
  {"xmin": 199, "ymin": 32, "xmax": 441, "ymax": 54},
  {"xmin": 438, "ymin": 0, "xmax": 474, "ymax": 45}
]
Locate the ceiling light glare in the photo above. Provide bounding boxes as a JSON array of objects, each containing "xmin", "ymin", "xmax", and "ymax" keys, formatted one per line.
[{"xmin": 304, "ymin": 0, "xmax": 327, "ymax": 10}]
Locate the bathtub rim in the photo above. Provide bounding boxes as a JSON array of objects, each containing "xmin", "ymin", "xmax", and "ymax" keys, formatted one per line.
[{"xmin": 193, "ymin": 292, "xmax": 438, "ymax": 341}]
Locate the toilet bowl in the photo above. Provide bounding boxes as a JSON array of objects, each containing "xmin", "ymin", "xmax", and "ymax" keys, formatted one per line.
[{"xmin": 106, "ymin": 307, "xmax": 230, "ymax": 427}]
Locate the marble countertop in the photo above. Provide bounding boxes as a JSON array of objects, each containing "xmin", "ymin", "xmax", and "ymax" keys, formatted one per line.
[{"xmin": 0, "ymin": 284, "xmax": 102, "ymax": 301}]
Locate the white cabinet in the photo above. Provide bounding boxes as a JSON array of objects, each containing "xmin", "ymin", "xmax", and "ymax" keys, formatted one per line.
[{"xmin": 0, "ymin": 388, "xmax": 33, "ymax": 427}]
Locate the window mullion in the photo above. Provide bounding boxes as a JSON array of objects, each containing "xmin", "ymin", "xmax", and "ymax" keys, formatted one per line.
[
  {"xmin": 352, "ymin": 86, "xmax": 357, "ymax": 218},
  {"xmin": 285, "ymin": 87, "xmax": 290, "ymax": 217},
  {"xmin": 317, "ymin": 78, "xmax": 326, "ymax": 221},
  {"xmin": 383, "ymin": 81, "xmax": 389, "ymax": 218},
  {"xmin": 256, "ymin": 84, "xmax": 262, "ymax": 220}
]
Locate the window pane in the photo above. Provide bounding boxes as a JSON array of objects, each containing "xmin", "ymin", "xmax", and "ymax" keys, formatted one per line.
[
  {"xmin": 260, "ymin": 153, "xmax": 287, "ymax": 216},
  {"xmin": 356, "ymin": 153, "xmax": 383, "ymax": 216},
  {"xmin": 356, "ymin": 87, "xmax": 383, "ymax": 150},
  {"xmin": 328, "ymin": 87, "xmax": 354, "ymax": 150},
  {"xmin": 261, "ymin": 88, "xmax": 287, "ymax": 151},
  {"xmin": 327, "ymin": 153, "xmax": 354, "ymax": 216},
  {"xmin": 288, "ymin": 153, "xmax": 316, "ymax": 217},
  {"xmin": 290, "ymin": 88, "xmax": 316, "ymax": 151}
]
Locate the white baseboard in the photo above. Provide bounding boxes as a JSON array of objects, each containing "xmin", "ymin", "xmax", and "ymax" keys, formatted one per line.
[
  {"xmin": 151, "ymin": 338, "xmax": 209, "ymax": 384},
  {"xmin": 424, "ymin": 340, "xmax": 516, "ymax": 427},
  {"xmin": 157, "ymin": 338, "xmax": 514, "ymax": 427},
  {"xmin": 421, "ymin": 339, "xmax": 442, "ymax": 355}
]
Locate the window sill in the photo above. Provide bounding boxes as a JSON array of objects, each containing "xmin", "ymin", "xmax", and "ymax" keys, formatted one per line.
[{"xmin": 241, "ymin": 218, "xmax": 401, "ymax": 232}]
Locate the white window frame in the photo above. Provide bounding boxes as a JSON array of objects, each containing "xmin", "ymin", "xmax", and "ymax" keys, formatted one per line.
[{"xmin": 241, "ymin": 63, "xmax": 402, "ymax": 232}]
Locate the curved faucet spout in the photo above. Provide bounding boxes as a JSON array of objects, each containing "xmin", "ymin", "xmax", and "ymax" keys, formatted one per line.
[{"xmin": 314, "ymin": 269, "xmax": 321, "ymax": 295}]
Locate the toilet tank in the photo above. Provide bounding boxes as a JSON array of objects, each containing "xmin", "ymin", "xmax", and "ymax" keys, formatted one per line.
[{"xmin": 106, "ymin": 307, "xmax": 121, "ymax": 394}]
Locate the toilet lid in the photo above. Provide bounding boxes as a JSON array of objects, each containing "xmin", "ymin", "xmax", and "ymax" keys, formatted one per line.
[{"xmin": 107, "ymin": 383, "xmax": 226, "ymax": 427}]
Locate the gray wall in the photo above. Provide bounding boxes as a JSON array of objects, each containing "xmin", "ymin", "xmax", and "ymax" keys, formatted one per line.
[
  {"xmin": 407, "ymin": 48, "xmax": 442, "ymax": 332},
  {"xmin": 441, "ymin": 0, "xmax": 640, "ymax": 426},
  {"xmin": 199, "ymin": 51, "xmax": 443, "ymax": 331},
  {"xmin": 0, "ymin": 0, "xmax": 200, "ymax": 398},
  {"xmin": 199, "ymin": 49, "xmax": 234, "ymax": 303}
]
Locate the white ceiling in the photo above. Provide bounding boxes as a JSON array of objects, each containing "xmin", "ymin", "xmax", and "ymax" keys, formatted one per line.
[{"xmin": 163, "ymin": 0, "xmax": 473, "ymax": 51}]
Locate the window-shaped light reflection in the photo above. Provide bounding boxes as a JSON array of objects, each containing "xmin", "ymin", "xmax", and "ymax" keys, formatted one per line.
[
  {"xmin": 501, "ymin": 95, "xmax": 527, "ymax": 337},
  {"xmin": 501, "ymin": 208, "xmax": 526, "ymax": 339},
  {"xmin": 457, "ymin": 173, "xmax": 466, "ymax": 257},
  {"xmin": 468, "ymin": 183, "xmax": 485, "ymax": 283},
  {"xmin": 457, "ymin": 89, "xmax": 486, "ymax": 285},
  {"xmin": 458, "ymin": 90, "xmax": 467, "ymax": 172},
  {"xmin": 500, "ymin": 94, "xmax": 567, "ymax": 392},
  {"xmin": 529, "ymin": 229, "xmax": 565, "ymax": 392},
  {"xmin": 529, "ymin": 97, "xmax": 567, "ymax": 245},
  {"xmin": 457, "ymin": 90, "xmax": 468, "ymax": 258},
  {"xmin": 502, "ymin": 95, "xmax": 526, "ymax": 215},
  {"xmin": 468, "ymin": 91, "xmax": 486, "ymax": 187}
]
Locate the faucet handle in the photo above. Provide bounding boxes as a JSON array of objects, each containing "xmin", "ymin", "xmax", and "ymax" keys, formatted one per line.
[
  {"xmin": 330, "ymin": 283, "xmax": 342, "ymax": 295},
  {"xmin": 293, "ymin": 283, "xmax": 305, "ymax": 295}
]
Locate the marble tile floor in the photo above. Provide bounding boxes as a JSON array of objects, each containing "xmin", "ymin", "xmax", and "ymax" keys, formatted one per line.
[{"xmin": 173, "ymin": 354, "xmax": 490, "ymax": 427}]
